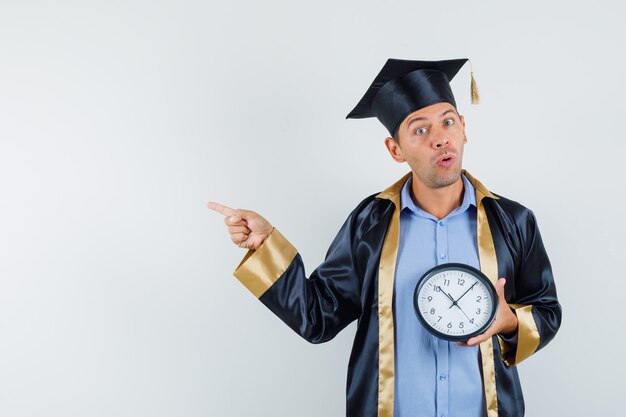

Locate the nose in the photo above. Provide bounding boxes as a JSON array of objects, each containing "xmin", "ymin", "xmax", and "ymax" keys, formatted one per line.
[
  {"xmin": 433, "ymin": 135, "xmax": 450, "ymax": 149},
  {"xmin": 431, "ymin": 124, "xmax": 450, "ymax": 148}
]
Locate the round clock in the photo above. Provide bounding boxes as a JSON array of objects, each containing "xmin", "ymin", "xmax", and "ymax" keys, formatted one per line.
[{"xmin": 413, "ymin": 263, "xmax": 498, "ymax": 342}]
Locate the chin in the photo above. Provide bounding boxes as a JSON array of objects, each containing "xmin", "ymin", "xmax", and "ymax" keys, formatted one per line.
[
  {"xmin": 429, "ymin": 170, "xmax": 462, "ymax": 189},
  {"xmin": 411, "ymin": 163, "xmax": 463, "ymax": 189}
]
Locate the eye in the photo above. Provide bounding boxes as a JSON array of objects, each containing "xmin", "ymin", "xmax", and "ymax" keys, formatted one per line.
[
  {"xmin": 443, "ymin": 118, "xmax": 454, "ymax": 126},
  {"xmin": 415, "ymin": 127, "xmax": 428, "ymax": 135}
]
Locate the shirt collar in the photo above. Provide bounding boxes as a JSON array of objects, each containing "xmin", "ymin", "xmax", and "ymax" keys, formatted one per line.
[{"xmin": 400, "ymin": 174, "xmax": 476, "ymax": 219}]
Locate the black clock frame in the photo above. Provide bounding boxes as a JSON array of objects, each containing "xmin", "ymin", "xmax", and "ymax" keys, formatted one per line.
[{"xmin": 413, "ymin": 263, "xmax": 498, "ymax": 342}]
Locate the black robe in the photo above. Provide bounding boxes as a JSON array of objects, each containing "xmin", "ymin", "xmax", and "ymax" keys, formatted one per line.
[{"xmin": 233, "ymin": 171, "xmax": 562, "ymax": 417}]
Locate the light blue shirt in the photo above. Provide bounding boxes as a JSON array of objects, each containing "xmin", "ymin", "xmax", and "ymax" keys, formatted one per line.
[{"xmin": 393, "ymin": 174, "xmax": 485, "ymax": 417}]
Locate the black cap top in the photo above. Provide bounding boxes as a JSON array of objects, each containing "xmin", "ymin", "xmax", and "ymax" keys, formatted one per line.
[{"xmin": 346, "ymin": 58, "xmax": 469, "ymax": 136}]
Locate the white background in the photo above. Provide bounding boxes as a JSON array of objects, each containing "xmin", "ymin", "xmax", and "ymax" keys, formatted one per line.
[{"xmin": 1, "ymin": 0, "xmax": 624, "ymax": 416}]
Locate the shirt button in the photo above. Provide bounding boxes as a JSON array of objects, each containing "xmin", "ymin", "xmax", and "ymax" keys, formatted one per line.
[
  {"xmin": 438, "ymin": 221, "xmax": 445, "ymax": 227},
  {"xmin": 439, "ymin": 253, "xmax": 446, "ymax": 259},
  {"xmin": 439, "ymin": 374, "xmax": 447, "ymax": 381}
]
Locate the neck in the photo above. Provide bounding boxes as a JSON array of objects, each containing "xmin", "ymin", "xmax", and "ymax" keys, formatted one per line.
[{"xmin": 410, "ymin": 174, "xmax": 464, "ymax": 220}]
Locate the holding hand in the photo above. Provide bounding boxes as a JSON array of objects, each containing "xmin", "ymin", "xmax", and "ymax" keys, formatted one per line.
[
  {"xmin": 207, "ymin": 202, "xmax": 273, "ymax": 250},
  {"xmin": 460, "ymin": 278, "xmax": 518, "ymax": 347}
]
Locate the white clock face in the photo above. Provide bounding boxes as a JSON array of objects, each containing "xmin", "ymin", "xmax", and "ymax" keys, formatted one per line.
[{"xmin": 414, "ymin": 266, "xmax": 496, "ymax": 341}]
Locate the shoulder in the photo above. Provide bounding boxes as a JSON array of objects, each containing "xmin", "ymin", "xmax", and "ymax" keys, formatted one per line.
[
  {"xmin": 490, "ymin": 192, "xmax": 533, "ymax": 216},
  {"xmin": 352, "ymin": 192, "xmax": 394, "ymax": 223},
  {"xmin": 485, "ymin": 192, "xmax": 539, "ymax": 235},
  {"xmin": 341, "ymin": 192, "xmax": 395, "ymax": 239}
]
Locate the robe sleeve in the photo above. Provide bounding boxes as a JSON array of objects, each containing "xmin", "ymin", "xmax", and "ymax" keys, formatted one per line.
[
  {"xmin": 232, "ymin": 212, "xmax": 363, "ymax": 344},
  {"xmin": 498, "ymin": 209, "xmax": 562, "ymax": 366}
]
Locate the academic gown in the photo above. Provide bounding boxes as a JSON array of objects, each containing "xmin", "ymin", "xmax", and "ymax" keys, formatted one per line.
[{"xmin": 232, "ymin": 171, "xmax": 562, "ymax": 417}]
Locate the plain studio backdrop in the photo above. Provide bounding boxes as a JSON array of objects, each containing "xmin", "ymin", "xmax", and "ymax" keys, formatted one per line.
[{"xmin": 0, "ymin": 1, "xmax": 624, "ymax": 416}]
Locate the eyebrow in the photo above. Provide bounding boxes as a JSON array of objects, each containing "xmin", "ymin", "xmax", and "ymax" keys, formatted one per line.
[{"xmin": 407, "ymin": 108, "xmax": 459, "ymax": 129}]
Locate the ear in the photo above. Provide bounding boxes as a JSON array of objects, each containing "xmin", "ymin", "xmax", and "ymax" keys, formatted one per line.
[{"xmin": 384, "ymin": 137, "xmax": 406, "ymax": 163}]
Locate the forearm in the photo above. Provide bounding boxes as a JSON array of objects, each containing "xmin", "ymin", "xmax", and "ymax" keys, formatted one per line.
[{"xmin": 233, "ymin": 228, "xmax": 362, "ymax": 344}]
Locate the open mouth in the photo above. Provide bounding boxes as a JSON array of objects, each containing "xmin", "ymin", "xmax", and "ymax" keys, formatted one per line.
[{"xmin": 436, "ymin": 154, "xmax": 455, "ymax": 167}]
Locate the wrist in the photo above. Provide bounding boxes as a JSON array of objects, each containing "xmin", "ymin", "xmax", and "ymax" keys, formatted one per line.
[{"xmin": 499, "ymin": 307, "xmax": 518, "ymax": 335}]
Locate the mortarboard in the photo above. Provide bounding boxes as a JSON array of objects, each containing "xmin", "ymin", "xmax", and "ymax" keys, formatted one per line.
[{"xmin": 346, "ymin": 58, "xmax": 479, "ymax": 136}]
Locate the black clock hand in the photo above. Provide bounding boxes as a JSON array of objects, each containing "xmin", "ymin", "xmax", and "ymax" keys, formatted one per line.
[
  {"xmin": 449, "ymin": 282, "xmax": 478, "ymax": 321},
  {"xmin": 454, "ymin": 281, "xmax": 478, "ymax": 304},
  {"xmin": 437, "ymin": 287, "xmax": 458, "ymax": 309},
  {"xmin": 435, "ymin": 286, "xmax": 457, "ymax": 308},
  {"xmin": 454, "ymin": 304, "xmax": 471, "ymax": 321},
  {"xmin": 436, "ymin": 286, "xmax": 456, "ymax": 304}
]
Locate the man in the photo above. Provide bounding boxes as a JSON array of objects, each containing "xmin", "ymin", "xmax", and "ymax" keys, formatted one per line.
[{"xmin": 208, "ymin": 58, "xmax": 561, "ymax": 417}]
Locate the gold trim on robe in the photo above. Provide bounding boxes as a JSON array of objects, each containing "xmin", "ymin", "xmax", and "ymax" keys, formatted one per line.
[
  {"xmin": 233, "ymin": 228, "xmax": 298, "ymax": 298},
  {"xmin": 230, "ymin": 170, "xmax": 535, "ymax": 417},
  {"xmin": 375, "ymin": 172, "xmax": 411, "ymax": 417},
  {"xmin": 498, "ymin": 304, "xmax": 540, "ymax": 366},
  {"xmin": 463, "ymin": 170, "xmax": 499, "ymax": 201},
  {"xmin": 475, "ymin": 189, "xmax": 500, "ymax": 417},
  {"xmin": 377, "ymin": 171, "xmax": 502, "ymax": 417}
]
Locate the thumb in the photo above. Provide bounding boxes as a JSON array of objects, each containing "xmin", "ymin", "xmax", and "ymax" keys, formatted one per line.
[
  {"xmin": 496, "ymin": 278, "xmax": 506, "ymax": 300},
  {"xmin": 233, "ymin": 209, "xmax": 254, "ymax": 221}
]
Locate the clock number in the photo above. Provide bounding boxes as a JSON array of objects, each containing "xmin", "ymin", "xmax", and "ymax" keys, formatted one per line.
[
  {"xmin": 459, "ymin": 322, "xmax": 464, "ymax": 329},
  {"xmin": 469, "ymin": 318, "xmax": 475, "ymax": 324},
  {"xmin": 430, "ymin": 308, "xmax": 435, "ymax": 315},
  {"xmin": 476, "ymin": 308, "xmax": 481, "ymax": 315},
  {"xmin": 443, "ymin": 279, "xmax": 450, "ymax": 286},
  {"xmin": 427, "ymin": 296, "xmax": 433, "ymax": 302},
  {"xmin": 476, "ymin": 296, "xmax": 482, "ymax": 302},
  {"xmin": 437, "ymin": 316, "xmax": 442, "ymax": 322},
  {"xmin": 447, "ymin": 322, "xmax": 453, "ymax": 329},
  {"xmin": 458, "ymin": 278, "xmax": 465, "ymax": 286},
  {"xmin": 434, "ymin": 286, "xmax": 441, "ymax": 292}
]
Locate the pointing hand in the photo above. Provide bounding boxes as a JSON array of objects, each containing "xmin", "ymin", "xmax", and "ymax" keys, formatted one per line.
[{"xmin": 207, "ymin": 202, "xmax": 274, "ymax": 250}]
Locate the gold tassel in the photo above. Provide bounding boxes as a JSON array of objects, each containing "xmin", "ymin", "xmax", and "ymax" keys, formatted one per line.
[
  {"xmin": 470, "ymin": 70, "xmax": 480, "ymax": 104},
  {"xmin": 469, "ymin": 61, "xmax": 480, "ymax": 104}
]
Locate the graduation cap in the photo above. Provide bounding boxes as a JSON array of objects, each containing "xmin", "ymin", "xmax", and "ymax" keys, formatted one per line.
[{"xmin": 346, "ymin": 58, "xmax": 479, "ymax": 136}]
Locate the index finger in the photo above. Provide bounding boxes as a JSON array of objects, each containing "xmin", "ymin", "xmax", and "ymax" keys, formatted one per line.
[{"xmin": 207, "ymin": 201, "xmax": 236, "ymax": 217}]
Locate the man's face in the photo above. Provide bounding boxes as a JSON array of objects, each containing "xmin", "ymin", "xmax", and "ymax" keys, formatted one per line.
[{"xmin": 384, "ymin": 102, "xmax": 467, "ymax": 189}]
